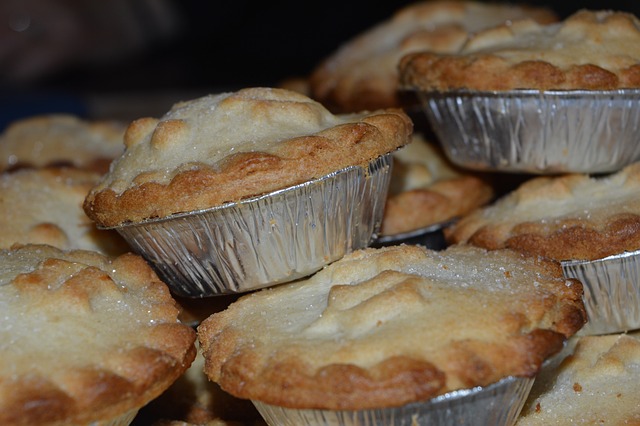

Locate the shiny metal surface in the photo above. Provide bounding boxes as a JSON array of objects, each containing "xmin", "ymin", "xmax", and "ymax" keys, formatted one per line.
[
  {"xmin": 562, "ymin": 248, "xmax": 640, "ymax": 336},
  {"xmin": 372, "ymin": 220, "xmax": 454, "ymax": 250},
  {"xmin": 113, "ymin": 155, "xmax": 392, "ymax": 297},
  {"xmin": 253, "ymin": 375, "xmax": 533, "ymax": 426},
  {"xmin": 418, "ymin": 89, "xmax": 640, "ymax": 174}
]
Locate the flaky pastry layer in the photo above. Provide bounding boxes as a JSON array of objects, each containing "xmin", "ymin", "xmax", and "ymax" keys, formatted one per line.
[
  {"xmin": 198, "ymin": 244, "xmax": 585, "ymax": 410},
  {"xmin": 0, "ymin": 244, "xmax": 196, "ymax": 426},
  {"xmin": 84, "ymin": 87, "xmax": 412, "ymax": 227},
  {"xmin": 446, "ymin": 162, "xmax": 640, "ymax": 261},
  {"xmin": 400, "ymin": 10, "xmax": 640, "ymax": 91}
]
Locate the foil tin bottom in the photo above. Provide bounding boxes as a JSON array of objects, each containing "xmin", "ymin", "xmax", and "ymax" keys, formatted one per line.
[
  {"xmin": 417, "ymin": 89, "xmax": 640, "ymax": 174},
  {"xmin": 562, "ymin": 249, "xmax": 640, "ymax": 336},
  {"xmin": 113, "ymin": 155, "xmax": 392, "ymax": 297},
  {"xmin": 372, "ymin": 220, "xmax": 453, "ymax": 250},
  {"xmin": 252, "ymin": 375, "xmax": 533, "ymax": 426}
]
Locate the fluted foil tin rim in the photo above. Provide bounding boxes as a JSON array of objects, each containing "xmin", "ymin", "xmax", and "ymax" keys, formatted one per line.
[
  {"xmin": 421, "ymin": 88, "xmax": 640, "ymax": 97},
  {"xmin": 414, "ymin": 89, "xmax": 640, "ymax": 174},
  {"xmin": 101, "ymin": 161, "xmax": 379, "ymax": 230},
  {"xmin": 111, "ymin": 154, "xmax": 393, "ymax": 297},
  {"xmin": 252, "ymin": 375, "xmax": 533, "ymax": 426},
  {"xmin": 561, "ymin": 248, "xmax": 640, "ymax": 336}
]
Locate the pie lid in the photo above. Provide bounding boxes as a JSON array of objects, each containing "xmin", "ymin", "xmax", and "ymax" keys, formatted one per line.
[
  {"xmin": 252, "ymin": 374, "xmax": 534, "ymax": 426},
  {"xmin": 110, "ymin": 154, "xmax": 393, "ymax": 297},
  {"xmin": 0, "ymin": 244, "xmax": 196, "ymax": 426},
  {"xmin": 562, "ymin": 248, "xmax": 640, "ymax": 336},
  {"xmin": 412, "ymin": 89, "xmax": 640, "ymax": 174}
]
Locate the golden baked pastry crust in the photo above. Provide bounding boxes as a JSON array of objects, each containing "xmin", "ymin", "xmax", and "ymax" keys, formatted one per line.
[
  {"xmin": 0, "ymin": 114, "xmax": 125, "ymax": 174},
  {"xmin": 0, "ymin": 244, "xmax": 196, "ymax": 426},
  {"xmin": 198, "ymin": 244, "xmax": 586, "ymax": 410},
  {"xmin": 141, "ymin": 341, "xmax": 265, "ymax": 426},
  {"xmin": 83, "ymin": 87, "xmax": 412, "ymax": 227},
  {"xmin": 380, "ymin": 133, "xmax": 494, "ymax": 235},
  {"xmin": 516, "ymin": 333, "xmax": 640, "ymax": 425},
  {"xmin": 0, "ymin": 167, "xmax": 128, "ymax": 256},
  {"xmin": 400, "ymin": 10, "xmax": 640, "ymax": 92},
  {"xmin": 446, "ymin": 162, "xmax": 640, "ymax": 261},
  {"xmin": 309, "ymin": 1, "xmax": 557, "ymax": 112}
]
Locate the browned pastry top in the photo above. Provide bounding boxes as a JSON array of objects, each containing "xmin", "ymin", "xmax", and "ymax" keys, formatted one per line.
[
  {"xmin": 83, "ymin": 87, "xmax": 412, "ymax": 227},
  {"xmin": 198, "ymin": 244, "xmax": 585, "ymax": 410},
  {"xmin": 0, "ymin": 114, "xmax": 125, "ymax": 174},
  {"xmin": 0, "ymin": 244, "xmax": 196, "ymax": 426},
  {"xmin": 446, "ymin": 162, "xmax": 640, "ymax": 261},
  {"xmin": 400, "ymin": 10, "xmax": 640, "ymax": 92},
  {"xmin": 309, "ymin": 0, "xmax": 557, "ymax": 112},
  {"xmin": 381, "ymin": 133, "xmax": 494, "ymax": 235}
]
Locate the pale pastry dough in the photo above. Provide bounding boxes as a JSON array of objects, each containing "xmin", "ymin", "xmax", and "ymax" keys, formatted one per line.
[
  {"xmin": 198, "ymin": 244, "xmax": 586, "ymax": 410},
  {"xmin": 84, "ymin": 87, "xmax": 412, "ymax": 227}
]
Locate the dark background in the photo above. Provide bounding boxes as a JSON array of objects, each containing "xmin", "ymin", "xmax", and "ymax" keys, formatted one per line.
[{"xmin": 1, "ymin": 0, "xmax": 639, "ymax": 128}]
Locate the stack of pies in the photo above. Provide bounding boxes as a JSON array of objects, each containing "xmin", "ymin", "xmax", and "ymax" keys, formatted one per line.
[{"xmin": 3, "ymin": 2, "xmax": 640, "ymax": 425}]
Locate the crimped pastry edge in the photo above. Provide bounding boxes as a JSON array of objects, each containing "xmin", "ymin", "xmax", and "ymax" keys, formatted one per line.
[
  {"xmin": 399, "ymin": 10, "xmax": 640, "ymax": 92},
  {"xmin": 446, "ymin": 162, "xmax": 640, "ymax": 261},
  {"xmin": 0, "ymin": 245, "xmax": 197, "ymax": 426},
  {"xmin": 198, "ymin": 244, "xmax": 586, "ymax": 410},
  {"xmin": 84, "ymin": 109, "xmax": 412, "ymax": 228}
]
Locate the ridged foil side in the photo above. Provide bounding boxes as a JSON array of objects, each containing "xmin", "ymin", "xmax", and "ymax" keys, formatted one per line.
[
  {"xmin": 114, "ymin": 155, "xmax": 392, "ymax": 297},
  {"xmin": 562, "ymin": 249, "xmax": 640, "ymax": 336},
  {"xmin": 252, "ymin": 375, "xmax": 533, "ymax": 426},
  {"xmin": 418, "ymin": 90, "xmax": 640, "ymax": 174}
]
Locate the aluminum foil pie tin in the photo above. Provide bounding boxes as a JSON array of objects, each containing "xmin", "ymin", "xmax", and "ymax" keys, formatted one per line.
[
  {"xmin": 562, "ymin": 248, "xmax": 640, "ymax": 336},
  {"xmin": 112, "ymin": 154, "xmax": 392, "ymax": 297},
  {"xmin": 372, "ymin": 220, "xmax": 453, "ymax": 250},
  {"xmin": 415, "ymin": 89, "xmax": 640, "ymax": 174},
  {"xmin": 252, "ymin": 375, "xmax": 534, "ymax": 426}
]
